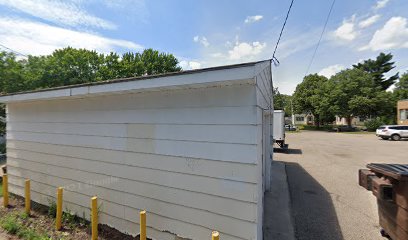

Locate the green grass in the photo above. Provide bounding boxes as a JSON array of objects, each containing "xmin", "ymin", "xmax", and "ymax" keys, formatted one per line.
[
  {"xmin": 47, "ymin": 199, "xmax": 57, "ymax": 218},
  {"xmin": 0, "ymin": 181, "xmax": 3, "ymax": 197},
  {"xmin": 0, "ymin": 212, "xmax": 50, "ymax": 240},
  {"xmin": 1, "ymin": 215, "xmax": 20, "ymax": 235}
]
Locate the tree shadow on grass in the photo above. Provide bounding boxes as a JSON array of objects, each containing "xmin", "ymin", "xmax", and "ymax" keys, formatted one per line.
[{"xmin": 285, "ymin": 162, "xmax": 344, "ymax": 240}]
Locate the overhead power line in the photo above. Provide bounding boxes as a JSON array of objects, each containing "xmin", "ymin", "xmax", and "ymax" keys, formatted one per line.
[
  {"xmin": 304, "ymin": 0, "xmax": 336, "ymax": 76},
  {"xmin": 0, "ymin": 43, "xmax": 28, "ymax": 57},
  {"xmin": 271, "ymin": 0, "xmax": 295, "ymax": 66},
  {"xmin": 269, "ymin": 0, "xmax": 295, "ymax": 112}
]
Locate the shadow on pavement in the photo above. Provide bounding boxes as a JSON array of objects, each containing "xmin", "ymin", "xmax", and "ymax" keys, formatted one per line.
[
  {"xmin": 274, "ymin": 148, "xmax": 303, "ymax": 154},
  {"xmin": 285, "ymin": 162, "xmax": 344, "ymax": 240},
  {"xmin": 379, "ymin": 138, "xmax": 408, "ymax": 141}
]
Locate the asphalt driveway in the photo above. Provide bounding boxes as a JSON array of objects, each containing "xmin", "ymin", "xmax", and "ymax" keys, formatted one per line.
[{"xmin": 274, "ymin": 131, "xmax": 407, "ymax": 240}]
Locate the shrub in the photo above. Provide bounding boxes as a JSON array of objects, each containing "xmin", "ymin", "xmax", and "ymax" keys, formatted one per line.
[
  {"xmin": 299, "ymin": 124, "xmax": 334, "ymax": 131},
  {"xmin": 364, "ymin": 118, "xmax": 384, "ymax": 132}
]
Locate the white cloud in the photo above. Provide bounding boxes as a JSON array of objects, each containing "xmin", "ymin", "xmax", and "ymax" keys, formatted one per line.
[
  {"xmin": 210, "ymin": 52, "xmax": 223, "ymax": 58},
  {"xmin": 333, "ymin": 17, "xmax": 358, "ymax": 41},
  {"xmin": 0, "ymin": 0, "xmax": 116, "ymax": 29},
  {"xmin": 100, "ymin": 0, "xmax": 149, "ymax": 22},
  {"xmin": 318, "ymin": 64, "xmax": 345, "ymax": 78},
  {"xmin": 228, "ymin": 41, "xmax": 266, "ymax": 60},
  {"xmin": 358, "ymin": 15, "xmax": 381, "ymax": 28},
  {"xmin": 179, "ymin": 60, "xmax": 202, "ymax": 70},
  {"xmin": 374, "ymin": 0, "xmax": 390, "ymax": 10},
  {"xmin": 0, "ymin": 17, "xmax": 142, "ymax": 56},
  {"xmin": 193, "ymin": 35, "xmax": 210, "ymax": 47},
  {"xmin": 360, "ymin": 17, "xmax": 408, "ymax": 51},
  {"xmin": 188, "ymin": 61, "xmax": 202, "ymax": 69},
  {"xmin": 244, "ymin": 15, "xmax": 263, "ymax": 24}
]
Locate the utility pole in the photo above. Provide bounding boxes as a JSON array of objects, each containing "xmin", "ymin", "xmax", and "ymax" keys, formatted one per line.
[{"xmin": 291, "ymin": 99, "xmax": 295, "ymax": 125}]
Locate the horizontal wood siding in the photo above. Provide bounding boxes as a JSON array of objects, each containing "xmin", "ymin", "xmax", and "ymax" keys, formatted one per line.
[
  {"xmin": 255, "ymin": 61, "xmax": 272, "ymax": 240},
  {"xmin": 6, "ymin": 84, "xmax": 261, "ymax": 240}
]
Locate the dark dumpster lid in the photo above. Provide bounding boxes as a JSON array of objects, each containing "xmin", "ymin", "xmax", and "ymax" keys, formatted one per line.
[{"xmin": 367, "ymin": 163, "xmax": 408, "ymax": 181}]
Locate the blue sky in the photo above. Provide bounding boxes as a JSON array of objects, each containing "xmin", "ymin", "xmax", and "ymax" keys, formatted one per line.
[{"xmin": 0, "ymin": 0, "xmax": 407, "ymax": 94}]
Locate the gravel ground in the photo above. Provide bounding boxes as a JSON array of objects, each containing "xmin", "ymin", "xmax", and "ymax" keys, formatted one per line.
[{"xmin": 274, "ymin": 131, "xmax": 407, "ymax": 240}]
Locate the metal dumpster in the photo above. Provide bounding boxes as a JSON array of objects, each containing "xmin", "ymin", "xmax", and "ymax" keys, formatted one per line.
[{"xmin": 359, "ymin": 164, "xmax": 408, "ymax": 240}]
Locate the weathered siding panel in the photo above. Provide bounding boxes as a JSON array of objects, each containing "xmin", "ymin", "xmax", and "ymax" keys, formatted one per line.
[
  {"xmin": 7, "ymin": 106, "xmax": 257, "ymax": 125},
  {"xmin": 7, "ymin": 132, "xmax": 257, "ymax": 164},
  {"xmin": 7, "ymin": 157, "xmax": 257, "ymax": 203},
  {"xmin": 6, "ymin": 84, "xmax": 262, "ymax": 240},
  {"xmin": 7, "ymin": 123, "xmax": 258, "ymax": 144},
  {"xmin": 6, "ymin": 145, "xmax": 258, "ymax": 183}
]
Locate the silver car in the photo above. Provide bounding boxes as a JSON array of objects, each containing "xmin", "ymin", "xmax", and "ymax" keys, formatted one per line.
[{"xmin": 376, "ymin": 125, "xmax": 408, "ymax": 141}]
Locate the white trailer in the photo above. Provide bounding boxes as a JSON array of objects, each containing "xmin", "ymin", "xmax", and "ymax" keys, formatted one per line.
[{"xmin": 273, "ymin": 110, "xmax": 287, "ymax": 148}]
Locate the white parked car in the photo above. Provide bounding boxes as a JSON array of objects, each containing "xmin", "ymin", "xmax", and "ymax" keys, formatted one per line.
[{"xmin": 376, "ymin": 125, "xmax": 408, "ymax": 141}]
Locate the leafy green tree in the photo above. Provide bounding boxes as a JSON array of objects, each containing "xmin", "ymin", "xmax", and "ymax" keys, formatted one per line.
[
  {"xmin": 273, "ymin": 87, "xmax": 293, "ymax": 116},
  {"xmin": 394, "ymin": 72, "xmax": 408, "ymax": 100},
  {"xmin": 292, "ymin": 74, "xmax": 332, "ymax": 126},
  {"xmin": 0, "ymin": 47, "xmax": 182, "ymax": 94},
  {"xmin": 0, "ymin": 52, "xmax": 26, "ymax": 93},
  {"xmin": 138, "ymin": 49, "xmax": 181, "ymax": 75},
  {"xmin": 25, "ymin": 48, "xmax": 102, "ymax": 89},
  {"xmin": 327, "ymin": 68, "xmax": 396, "ymax": 126},
  {"xmin": 96, "ymin": 52, "xmax": 122, "ymax": 80},
  {"xmin": 396, "ymin": 72, "xmax": 408, "ymax": 90},
  {"xmin": 353, "ymin": 52, "xmax": 398, "ymax": 90}
]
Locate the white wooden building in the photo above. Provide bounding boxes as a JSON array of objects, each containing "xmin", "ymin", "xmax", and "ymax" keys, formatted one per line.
[{"xmin": 0, "ymin": 60, "xmax": 273, "ymax": 240}]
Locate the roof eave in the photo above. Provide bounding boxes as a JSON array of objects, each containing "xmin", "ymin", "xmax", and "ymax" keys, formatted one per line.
[{"xmin": 0, "ymin": 63, "xmax": 259, "ymax": 103}]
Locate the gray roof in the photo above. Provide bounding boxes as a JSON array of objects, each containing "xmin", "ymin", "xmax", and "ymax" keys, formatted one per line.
[{"xmin": 0, "ymin": 60, "xmax": 268, "ymax": 97}]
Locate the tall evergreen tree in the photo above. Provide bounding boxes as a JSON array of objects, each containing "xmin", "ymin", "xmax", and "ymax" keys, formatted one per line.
[{"xmin": 353, "ymin": 52, "xmax": 399, "ymax": 90}]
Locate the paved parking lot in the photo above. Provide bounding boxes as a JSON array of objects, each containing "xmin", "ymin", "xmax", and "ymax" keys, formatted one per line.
[{"xmin": 274, "ymin": 131, "xmax": 407, "ymax": 240}]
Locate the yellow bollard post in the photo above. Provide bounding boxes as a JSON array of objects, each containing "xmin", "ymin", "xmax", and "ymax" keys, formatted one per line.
[
  {"xmin": 91, "ymin": 196, "xmax": 98, "ymax": 240},
  {"xmin": 56, "ymin": 187, "xmax": 63, "ymax": 231},
  {"xmin": 25, "ymin": 179, "xmax": 31, "ymax": 214},
  {"xmin": 140, "ymin": 210, "xmax": 146, "ymax": 240},
  {"xmin": 2, "ymin": 174, "xmax": 8, "ymax": 207},
  {"xmin": 212, "ymin": 231, "xmax": 220, "ymax": 240}
]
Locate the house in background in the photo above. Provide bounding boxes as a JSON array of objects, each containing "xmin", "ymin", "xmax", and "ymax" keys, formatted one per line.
[
  {"xmin": 293, "ymin": 113, "xmax": 314, "ymax": 125},
  {"xmin": 397, "ymin": 99, "xmax": 408, "ymax": 125},
  {"xmin": 335, "ymin": 116, "xmax": 369, "ymax": 126}
]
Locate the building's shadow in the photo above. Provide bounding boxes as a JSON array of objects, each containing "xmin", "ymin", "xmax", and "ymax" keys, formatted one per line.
[{"xmin": 285, "ymin": 162, "xmax": 344, "ymax": 240}]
